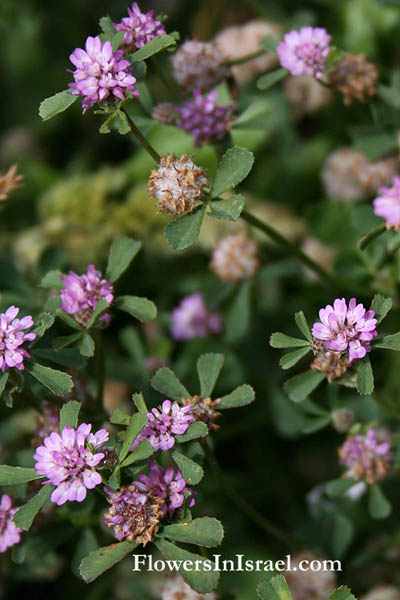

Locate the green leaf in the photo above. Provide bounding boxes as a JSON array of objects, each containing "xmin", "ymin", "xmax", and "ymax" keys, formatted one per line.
[
  {"xmin": 121, "ymin": 440, "xmax": 153, "ymax": 467},
  {"xmin": 211, "ymin": 146, "xmax": 254, "ymax": 198},
  {"xmin": 331, "ymin": 513, "xmax": 354, "ymax": 558},
  {"xmin": 26, "ymin": 362, "xmax": 73, "ymax": 396},
  {"xmin": 257, "ymin": 67, "xmax": 288, "ymax": 90},
  {"xmin": 326, "ymin": 478, "xmax": 356, "ymax": 498},
  {"xmin": 0, "ymin": 465, "xmax": 43, "ymax": 485},
  {"xmin": 151, "ymin": 367, "xmax": 190, "ymax": 401},
  {"xmin": 155, "ymin": 538, "xmax": 219, "ymax": 594},
  {"xmin": 56, "ymin": 308, "xmax": 82, "ymax": 331},
  {"xmin": 172, "ymin": 450, "xmax": 204, "ymax": 485},
  {"xmin": 32, "ymin": 312, "xmax": 55, "ymax": 339},
  {"xmin": 99, "ymin": 110, "xmax": 131, "ymax": 135},
  {"xmin": 209, "ymin": 194, "xmax": 245, "ymax": 221},
  {"xmin": 111, "ymin": 31, "xmax": 125, "ymax": 52},
  {"xmin": 279, "ymin": 347, "xmax": 311, "ymax": 370},
  {"xmin": 108, "ymin": 466, "xmax": 120, "ymax": 490},
  {"xmin": 13, "ymin": 484, "xmax": 55, "ymax": 531},
  {"xmin": 0, "ymin": 371, "xmax": 9, "ymax": 399},
  {"xmin": 218, "ymin": 384, "xmax": 255, "ymax": 409},
  {"xmin": 284, "ymin": 370, "xmax": 325, "ymax": 403},
  {"xmin": 358, "ymin": 223, "xmax": 387, "ymax": 251},
  {"xmin": 39, "ymin": 90, "xmax": 78, "ymax": 121},
  {"xmin": 294, "ymin": 311, "xmax": 312, "ymax": 341},
  {"xmin": 375, "ymin": 332, "xmax": 400, "ymax": 350},
  {"xmin": 115, "ymin": 295, "xmax": 157, "ymax": 323},
  {"xmin": 106, "ymin": 237, "xmax": 142, "ymax": 281},
  {"xmin": 99, "ymin": 15, "xmax": 116, "ymax": 38},
  {"xmin": 86, "ymin": 299, "xmax": 110, "ymax": 329},
  {"xmin": 79, "ymin": 541, "xmax": 137, "ymax": 583},
  {"xmin": 257, "ymin": 574, "xmax": 292, "ymax": 600},
  {"xmin": 119, "ymin": 413, "xmax": 148, "ymax": 462},
  {"xmin": 72, "ymin": 529, "xmax": 99, "ymax": 579},
  {"xmin": 371, "ymin": 294, "xmax": 392, "ymax": 323},
  {"xmin": 40, "ymin": 269, "xmax": 63, "ymax": 289},
  {"xmin": 31, "ymin": 348, "xmax": 86, "ymax": 369},
  {"xmin": 328, "ymin": 587, "xmax": 357, "ymax": 600},
  {"xmin": 368, "ymin": 484, "xmax": 392, "ymax": 519},
  {"xmin": 225, "ymin": 280, "xmax": 251, "ymax": 343},
  {"xmin": 163, "ymin": 517, "xmax": 224, "ymax": 548},
  {"xmin": 356, "ymin": 357, "xmax": 374, "ymax": 395},
  {"xmin": 79, "ymin": 334, "xmax": 95, "ymax": 357},
  {"xmin": 130, "ymin": 34, "xmax": 177, "ymax": 63},
  {"xmin": 165, "ymin": 205, "xmax": 206, "ymax": 251},
  {"xmin": 378, "ymin": 82, "xmax": 400, "ymax": 109},
  {"xmin": 197, "ymin": 353, "xmax": 224, "ymax": 397},
  {"xmin": 260, "ymin": 35, "xmax": 279, "ymax": 54},
  {"xmin": 301, "ymin": 415, "xmax": 331, "ymax": 434},
  {"xmin": 52, "ymin": 333, "xmax": 82, "ymax": 351},
  {"xmin": 110, "ymin": 408, "xmax": 131, "ymax": 426},
  {"xmin": 270, "ymin": 333, "xmax": 310, "ymax": 348},
  {"xmin": 59, "ymin": 400, "xmax": 81, "ymax": 432},
  {"xmin": 133, "ymin": 392, "xmax": 148, "ymax": 414},
  {"xmin": 176, "ymin": 421, "xmax": 208, "ymax": 442}
]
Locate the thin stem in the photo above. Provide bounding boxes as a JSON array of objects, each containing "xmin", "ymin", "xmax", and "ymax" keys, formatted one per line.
[
  {"xmin": 225, "ymin": 49, "xmax": 266, "ymax": 66},
  {"xmin": 95, "ymin": 333, "xmax": 105, "ymax": 407},
  {"xmin": 201, "ymin": 439, "xmax": 301, "ymax": 550},
  {"xmin": 121, "ymin": 108, "xmax": 161, "ymax": 162}
]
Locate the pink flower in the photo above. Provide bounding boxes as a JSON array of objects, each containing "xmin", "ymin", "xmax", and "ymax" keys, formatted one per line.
[
  {"xmin": 0, "ymin": 494, "xmax": 22, "ymax": 553},
  {"xmin": 33, "ymin": 423, "xmax": 109, "ymax": 505},
  {"xmin": 0, "ymin": 306, "xmax": 35, "ymax": 372},
  {"xmin": 131, "ymin": 400, "xmax": 194, "ymax": 452},
  {"xmin": 68, "ymin": 35, "xmax": 139, "ymax": 112},
  {"xmin": 339, "ymin": 428, "xmax": 392, "ymax": 484},
  {"xmin": 373, "ymin": 175, "xmax": 400, "ymax": 230},
  {"xmin": 311, "ymin": 298, "xmax": 377, "ymax": 363},
  {"xmin": 171, "ymin": 293, "xmax": 222, "ymax": 340},
  {"xmin": 114, "ymin": 3, "xmax": 165, "ymax": 51},
  {"xmin": 175, "ymin": 89, "xmax": 236, "ymax": 147},
  {"xmin": 277, "ymin": 27, "xmax": 331, "ymax": 79},
  {"xmin": 60, "ymin": 264, "xmax": 114, "ymax": 327}
]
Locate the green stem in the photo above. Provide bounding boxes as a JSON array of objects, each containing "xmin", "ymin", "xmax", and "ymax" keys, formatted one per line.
[
  {"xmin": 201, "ymin": 439, "xmax": 300, "ymax": 550},
  {"xmin": 121, "ymin": 108, "xmax": 161, "ymax": 162},
  {"xmin": 225, "ymin": 49, "xmax": 266, "ymax": 66},
  {"xmin": 95, "ymin": 334, "xmax": 105, "ymax": 407}
]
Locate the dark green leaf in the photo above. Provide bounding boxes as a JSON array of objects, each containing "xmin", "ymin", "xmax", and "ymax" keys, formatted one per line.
[
  {"xmin": 130, "ymin": 34, "xmax": 177, "ymax": 63},
  {"xmin": 0, "ymin": 465, "xmax": 43, "ymax": 485},
  {"xmin": 165, "ymin": 205, "xmax": 206, "ymax": 250},
  {"xmin": 32, "ymin": 312, "xmax": 55, "ymax": 338},
  {"xmin": 176, "ymin": 422, "xmax": 208, "ymax": 442},
  {"xmin": 0, "ymin": 372, "xmax": 9, "ymax": 399},
  {"xmin": 26, "ymin": 362, "xmax": 73, "ymax": 396},
  {"xmin": 56, "ymin": 309, "xmax": 82, "ymax": 331},
  {"xmin": 40, "ymin": 270, "xmax": 64, "ymax": 289},
  {"xmin": 99, "ymin": 110, "xmax": 131, "ymax": 135},
  {"xmin": 328, "ymin": 587, "xmax": 357, "ymax": 600},
  {"xmin": 115, "ymin": 295, "xmax": 157, "ymax": 323},
  {"xmin": 218, "ymin": 384, "xmax": 255, "ymax": 409},
  {"xmin": 86, "ymin": 299, "xmax": 110, "ymax": 329},
  {"xmin": 368, "ymin": 484, "xmax": 392, "ymax": 519},
  {"xmin": 211, "ymin": 146, "xmax": 254, "ymax": 198},
  {"xmin": 284, "ymin": 370, "xmax": 325, "ymax": 403},
  {"xmin": 279, "ymin": 347, "xmax": 311, "ymax": 370},
  {"xmin": 172, "ymin": 450, "xmax": 204, "ymax": 485},
  {"xmin": 356, "ymin": 357, "xmax": 374, "ymax": 395},
  {"xmin": 59, "ymin": 400, "xmax": 81, "ymax": 432},
  {"xmin": 326, "ymin": 478, "xmax": 356, "ymax": 498},
  {"xmin": 209, "ymin": 194, "xmax": 244, "ymax": 221},
  {"xmin": 225, "ymin": 280, "xmax": 251, "ymax": 343},
  {"xmin": 151, "ymin": 367, "xmax": 190, "ymax": 401},
  {"xmin": 31, "ymin": 348, "xmax": 86, "ymax": 369},
  {"xmin": 257, "ymin": 68, "xmax": 288, "ymax": 90},
  {"xmin": 301, "ymin": 415, "xmax": 331, "ymax": 434},
  {"xmin": 257, "ymin": 574, "xmax": 292, "ymax": 600},
  {"xmin": 13, "ymin": 484, "xmax": 55, "ymax": 531},
  {"xmin": 106, "ymin": 237, "xmax": 142, "ymax": 281},
  {"xmin": 119, "ymin": 413, "xmax": 148, "ymax": 462},
  {"xmin": 79, "ymin": 541, "xmax": 137, "ymax": 583},
  {"xmin": 163, "ymin": 517, "xmax": 224, "ymax": 548},
  {"xmin": 108, "ymin": 466, "xmax": 121, "ymax": 490},
  {"xmin": 99, "ymin": 15, "xmax": 116, "ymax": 38},
  {"xmin": 72, "ymin": 529, "xmax": 98, "ymax": 579},
  {"xmin": 270, "ymin": 332, "xmax": 310, "ymax": 348},
  {"xmin": 52, "ymin": 333, "xmax": 82, "ymax": 351},
  {"xmin": 111, "ymin": 31, "xmax": 125, "ymax": 52},
  {"xmin": 121, "ymin": 440, "xmax": 153, "ymax": 467},
  {"xmin": 371, "ymin": 294, "xmax": 393, "ymax": 323},
  {"xmin": 39, "ymin": 91, "xmax": 78, "ymax": 121},
  {"xmin": 375, "ymin": 332, "xmax": 400, "ymax": 350},
  {"xmin": 331, "ymin": 513, "xmax": 354, "ymax": 558},
  {"xmin": 79, "ymin": 334, "xmax": 95, "ymax": 357},
  {"xmin": 294, "ymin": 311, "xmax": 312, "ymax": 341},
  {"xmin": 197, "ymin": 353, "xmax": 224, "ymax": 397}
]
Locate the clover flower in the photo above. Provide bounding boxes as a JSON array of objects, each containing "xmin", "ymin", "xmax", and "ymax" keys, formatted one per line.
[
  {"xmin": 148, "ymin": 154, "xmax": 209, "ymax": 215},
  {"xmin": 277, "ymin": 27, "xmax": 331, "ymax": 79},
  {"xmin": 330, "ymin": 53, "xmax": 378, "ymax": 105},
  {"xmin": 175, "ymin": 89, "xmax": 236, "ymax": 148},
  {"xmin": 161, "ymin": 574, "xmax": 218, "ymax": 600},
  {"xmin": 182, "ymin": 395, "xmax": 221, "ymax": 431},
  {"xmin": 114, "ymin": 3, "xmax": 165, "ymax": 53},
  {"xmin": 311, "ymin": 298, "xmax": 377, "ymax": 363},
  {"xmin": 33, "ymin": 424, "xmax": 109, "ymax": 505},
  {"xmin": 131, "ymin": 400, "xmax": 194, "ymax": 452},
  {"xmin": 210, "ymin": 232, "xmax": 260, "ymax": 282},
  {"xmin": 0, "ymin": 494, "xmax": 22, "ymax": 553},
  {"xmin": 339, "ymin": 428, "xmax": 392, "ymax": 485},
  {"xmin": 171, "ymin": 293, "xmax": 222, "ymax": 340},
  {"xmin": 285, "ymin": 552, "xmax": 336, "ymax": 600},
  {"xmin": 60, "ymin": 264, "xmax": 114, "ymax": 328},
  {"xmin": 68, "ymin": 36, "xmax": 138, "ymax": 113},
  {"xmin": 0, "ymin": 306, "xmax": 35, "ymax": 372},
  {"xmin": 373, "ymin": 175, "xmax": 400, "ymax": 230},
  {"xmin": 171, "ymin": 40, "xmax": 228, "ymax": 92}
]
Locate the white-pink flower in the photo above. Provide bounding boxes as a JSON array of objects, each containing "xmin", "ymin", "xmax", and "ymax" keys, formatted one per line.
[
  {"xmin": 0, "ymin": 306, "xmax": 35, "ymax": 372},
  {"xmin": 0, "ymin": 494, "xmax": 22, "ymax": 553},
  {"xmin": 373, "ymin": 175, "xmax": 400, "ymax": 230},
  {"xmin": 277, "ymin": 27, "xmax": 331, "ymax": 79}
]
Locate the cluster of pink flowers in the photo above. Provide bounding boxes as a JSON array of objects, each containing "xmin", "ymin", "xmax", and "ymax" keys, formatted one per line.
[
  {"xmin": 0, "ymin": 494, "xmax": 22, "ymax": 553},
  {"xmin": 277, "ymin": 27, "xmax": 331, "ymax": 79},
  {"xmin": 114, "ymin": 2, "xmax": 165, "ymax": 51},
  {"xmin": 131, "ymin": 400, "xmax": 194, "ymax": 452},
  {"xmin": 60, "ymin": 264, "xmax": 114, "ymax": 328},
  {"xmin": 175, "ymin": 89, "xmax": 236, "ymax": 147},
  {"xmin": 339, "ymin": 428, "xmax": 392, "ymax": 484},
  {"xmin": 68, "ymin": 36, "xmax": 138, "ymax": 112},
  {"xmin": 33, "ymin": 424, "xmax": 109, "ymax": 505},
  {"xmin": 311, "ymin": 297, "xmax": 377, "ymax": 363},
  {"xmin": 0, "ymin": 306, "xmax": 35, "ymax": 372},
  {"xmin": 373, "ymin": 175, "xmax": 400, "ymax": 230},
  {"xmin": 171, "ymin": 293, "xmax": 222, "ymax": 340}
]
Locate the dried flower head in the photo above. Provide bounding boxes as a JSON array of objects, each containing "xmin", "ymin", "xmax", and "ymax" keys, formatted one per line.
[
  {"xmin": 171, "ymin": 40, "xmax": 229, "ymax": 92},
  {"xmin": 104, "ymin": 484, "xmax": 164, "ymax": 545},
  {"xmin": 182, "ymin": 395, "xmax": 221, "ymax": 431},
  {"xmin": 210, "ymin": 232, "xmax": 260, "ymax": 282},
  {"xmin": 277, "ymin": 27, "xmax": 331, "ymax": 79},
  {"xmin": 60, "ymin": 264, "xmax": 114, "ymax": 328},
  {"xmin": 311, "ymin": 298, "xmax": 377, "ymax": 363},
  {"xmin": 0, "ymin": 164, "xmax": 23, "ymax": 202},
  {"xmin": 161, "ymin": 574, "xmax": 218, "ymax": 600},
  {"xmin": 68, "ymin": 36, "xmax": 139, "ymax": 113},
  {"xmin": 284, "ymin": 76, "xmax": 331, "ymax": 116},
  {"xmin": 339, "ymin": 428, "xmax": 392, "ymax": 484},
  {"xmin": 171, "ymin": 293, "xmax": 222, "ymax": 340},
  {"xmin": 373, "ymin": 175, "xmax": 400, "ymax": 230},
  {"xmin": 114, "ymin": 3, "xmax": 165, "ymax": 53},
  {"xmin": 285, "ymin": 552, "xmax": 336, "ymax": 600},
  {"xmin": 0, "ymin": 494, "xmax": 22, "ymax": 553},
  {"xmin": 330, "ymin": 53, "xmax": 378, "ymax": 105},
  {"xmin": 0, "ymin": 305, "xmax": 36, "ymax": 372},
  {"xmin": 32, "ymin": 402, "xmax": 60, "ymax": 448},
  {"xmin": 148, "ymin": 154, "xmax": 209, "ymax": 215},
  {"xmin": 361, "ymin": 586, "xmax": 400, "ymax": 600},
  {"xmin": 357, "ymin": 157, "xmax": 399, "ymax": 197},
  {"xmin": 152, "ymin": 102, "xmax": 176, "ymax": 124},
  {"xmin": 310, "ymin": 350, "xmax": 350, "ymax": 382},
  {"xmin": 331, "ymin": 408, "xmax": 355, "ymax": 433}
]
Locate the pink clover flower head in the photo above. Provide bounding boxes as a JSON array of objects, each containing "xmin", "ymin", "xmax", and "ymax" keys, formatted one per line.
[
  {"xmin": 114, "ymin": 3, "xmax": 165, "ymax": 51},
  {"xmin": 373, "ymin": 175, "xmax": 400, "ymax": 230},
  {"xmin": 68, "ymin": 35, "xmax": 139, "ymax": 113},
  {"xmin": 311, "ymin": 297, "xmax": 377, "ymax": 363},
  {"xmin": 0, "ymin": 494, "xmax": 22, "ymax": 553},
  {"xmin": 277, "ymin": 27, "xmax": 331, "ymax": 79},
  {"xmin": 339, "ymin": 428, "xmax": 392, "ymax": 484},
  {"xmin": 60, "ymin": 264, "xmax": 114, "ymax": 328},
  {"xmin": 171, "ymin": 293, "xmax": 223, "ymax": 340},
  {"xmin": 33, "ymin": 423, "xmax": 109, "ymax": 505},
  {"xmin": 0, "ymin": 305, "xmax": 35, "ymax": 372},
  {"xmin": 131, "ymin": 400, "xmax": 194, "ymax": 452},
  {"xmin": 175, "ymin": 89, "xmax": 236, "ymax": 147}
]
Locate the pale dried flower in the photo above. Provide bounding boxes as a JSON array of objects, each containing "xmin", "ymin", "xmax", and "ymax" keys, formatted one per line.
[
  {"xmin": 285, "ymin": 552, "xmax": 336, "ymax": 600},
  {"xmin": 161, "ymin": 574, "xmax": 218, "ymax": 600},
  {"xmin": 311, "ymin": 351, "xmax": 350, "ymax": 382},
  {"xmin": 330, "ymin": 53, "xmax": 378, "ymax": 105},
  {"xmin": 210, "ymin": 232, "xmax": 260, "ymax": 282},
  {"xmin": 171, "ymin": 40, "xmax": 229, "ymax": 92},
  {"xmin": 361, "ymin": 586, "xmax": 400, "ymax": 600},
  {"xmin": 284, "ymin": 76, "xmax": 331, "ymax": 116},
  {"xmin": 182, "ymin": 395, "xmax": 221, "ymax": 431},
  {"xmin": 152, "ymin": 103, "xmax": 176, "ymax": 124},
  {"xmin": 0, "ymin": 164, "xmax": 23, "ymax": 202}
]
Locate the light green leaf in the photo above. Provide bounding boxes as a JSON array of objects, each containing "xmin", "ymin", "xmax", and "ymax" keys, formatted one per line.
[
  {"xmin": 133, "ymin": 392, "xmax": 148, "ymax": 414},
  {"xmin": 284, "ymin": 370, "xmax": 325, "ymax": 403},
  {"xmin": 86, "ymin": 299, "xmax": 110, "ymax": 329},
  {"xmin": 176, "ymin": 422, "xmax": 208, "ymax": 442},
  {"xmin": 0, "ymin": 465, "xmax": 43, "ymax": 485},
  {"xmin": 121, "ymin": 440, "xmax": 153, "ymax": 467},
  {"xmin": 119, "ymin": 413, "xmax": 148, "ymax": 462},
  {"xmin": 280, "ymin": 347, "xmax": 311, "ymax": 370},
  {"xmin": 356, "ymin": 357, "xmax": 374, "ymax": 395},
  {"xmin": 270, "ymin": 333, "xmax": 310, "ymax": 349},
  {"xmin": 110, "ymin": 408, "xmax": 131, "ymax": 426},
  {"xmin": 151, "ymin": 367, "xmax": 190, "ymax": 401},
  {"xmin": 209, "ymin": 194, "xmax": 244, "ymax": 221},
  {"xmin": 260, "ymin": 35, "xmax": 279, "ymax": 54},
  {"xmin": 106, "ymin": 237, "xmax": 142, "ymax": 281},
  {"xmin": 371, "ymin": 294, "xmax": 392, "ymax": 323},
  {"xmin": 368, "ymin": 484, "xmax": 392, "ymax": 519},
  {"xmin": 39, "ymin": 90, "xmax": 78, "ymax": 121},
  {"xmin": 99, "ymin": 110, "xmax": 130, "ymax": 135},
  {"xmin": 0, "ymin": 372, "xmax": 9, "ymax": 399},
  {"xmin": 197, "ymin": 353, "xmax": 224, "ymax": 397},
  {"xmin": 56, "ymin": 309, "xmax": 82, "ymax": 331},
  {"xmin": 294, "ymin": 311, "xmax": 312, "ymax": 341},
  {"xmin": 26, "ymin": 362, "xmax": 73, "ymax": 396},
  {"xmin": 13, "ymin": 484, "xmax": 55, "ymax": 531},
  {"xmin": 328, "ymin": 587, "xmax": 357, "ymax": 600},
  {"xmin": 375, "ymin": 332, "xmax": 400, "ymax": 350},
  {"xmin": 59, "ymin": 400, "xmax": 81, "ymax": 432},
  {"xmin": 165, "ymin": 205, "xmax": 206, "ymax": 251},
  {"xmin": 79, "ymin": 334, "xmax": 95, "ymax": 357},
  {"xmin": 326, "ymin": 478, "xmax": 356, "ymax": 498},
  {"xmin": 301, "ymin": 416, "xmax": 331, "ymax": 434},
  {"xmin": 211, "ymin": 146, "xmax": 254, "ymax": 198},
  {"xmin": 257, "ymin": 574, "xmax": 292, "ymax": 600},
  {"xmin": 108, "ymin": 466, "xmax": 121, "ymax": 490},
  {"xmin": 225, "ymin": 280, "xmax": 251, "ymax": 343},
  {"xmin": 163, "ymin": 517, "xmax": 224, "ymax": 548},
  {"xmin": 257, "ymin": 67, "xmax": 288, "ymax": 90},
  {"xmin": 32, "ymin": 312, "xmax": 55, "ymax": 339},
  {"xmin": 40, "ymin": 269, "xmax": 63, "ymax": 289},
  {"xmin": 331, "ymin": 513, "xmax": 354, "ymax": 558},
  {"xmin": 115, "ymin": 295, "xmax": 157, "ymax": 323},
  {"xmin": 218, "ymin": 384, "xmax": 255, "ymax": 409},
  {"xmin": 79, "ymin": 541, "xmax": 137, "ymax": 583},
  {"xmin": 172, "ymin": 450, "xmax": 204, "ymax": 485},
  {"xmin": 130, "ymin": 34, "xmax": 177, "ymax": 63},
  {"xmin": 99, "ymin": 15, "xmax": 116, "ymax": 38}
]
